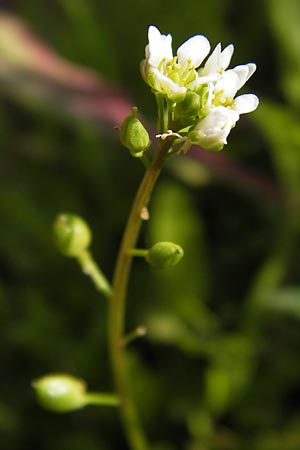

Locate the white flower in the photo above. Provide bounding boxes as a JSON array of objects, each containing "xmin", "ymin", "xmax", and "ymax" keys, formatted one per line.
[
  {"xmin": 141, "ymin": 25, "xmax": 213, "ymax": 101},
  {"xmin": 188, "ymin": 60, "xmax": 259, "ymax": 151},
  {"xmin": 188, "ymin": 106, "xmax": 240, "ymax": 151},
  {"xmin": 210, "ymin": 64, "xmax": 258, "ymax": 110},
  {"xmin": 140, "ymin": 25, "xmax": 259, "ymax": 152},
  {"xmin": 188, "ymin": 42, "xmax": 234, "ymax": 90}
]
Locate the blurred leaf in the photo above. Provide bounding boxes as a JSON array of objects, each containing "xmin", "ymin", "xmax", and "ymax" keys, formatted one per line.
[
  {"xmin": 57, "ymin": 0, "xmax": 119, "ymax": 79},
  {"xmin": 253, "ymin": 100, "xmax": 300, "ymax": 199},
  {"xmin": 147, "ymin": 308, "xmax": 218, "ymax": 356},
  {"xmin": 252, "ymin": 419, "xmax": 300, "ymax": 450},
  {"xmin": 0, "ymin": 402, "xmax": 18, "ymax": 432},
  {"xmin": 265, "ymin": 0, "xmax": 300, "ymax": 106},
  {"xmin": 262, "ymin": 287, "xmax": 300, "ymax": 318},
  {"xmin": 204, "ymin": 335, "xmax": 255, "ymax": 415},
  {"xmin": 150, "ymin": 181, "xmax": 210, "ymax": 304},
  {"xmin": 186, "ymin": 407, "xmax": 214, "ymax": 444},
  {"xmin": 167, "ymin": 156, "xmax": 211, "ymax": 188}
]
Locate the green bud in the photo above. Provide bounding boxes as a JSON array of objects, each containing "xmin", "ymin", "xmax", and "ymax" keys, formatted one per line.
[
  {"xmin": 32, "ymin": 374, "xmax": 87, "ymax": 413},
  {"xmin": 173, "ymin": 91, "xmax": 200, "ymax": 128},
  {"xmin": 53, "ymin": 214, "xmax": 91, "ymax": 257},
  {"xmin": 146, "ymin": 241, "xmax": 184, "ymax": 269},
  {"xmin": 120, "ymin": 107, "xmax": 150, "ymax": 157}
]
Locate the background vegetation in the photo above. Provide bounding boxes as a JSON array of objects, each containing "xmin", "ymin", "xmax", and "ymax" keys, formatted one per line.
[{"xmin": 1, "ymin": 1, "xmax": 300, "ymax": 449}]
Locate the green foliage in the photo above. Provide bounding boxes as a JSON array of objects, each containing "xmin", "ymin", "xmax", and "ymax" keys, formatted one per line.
[{"xmin": 1, "ymin": 1, "xmax": 300, "ymax": 449}]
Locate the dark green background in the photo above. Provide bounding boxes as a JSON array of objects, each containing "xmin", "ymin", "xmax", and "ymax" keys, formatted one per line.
[{"xmin": 1, "ymin": 1, "xmax": 300, "ymax": 449}]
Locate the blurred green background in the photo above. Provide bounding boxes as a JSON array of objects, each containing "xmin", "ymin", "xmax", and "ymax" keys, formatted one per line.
[{"xmin": 1, "ymin": 1, "xmax": 300, "ymax": 449}]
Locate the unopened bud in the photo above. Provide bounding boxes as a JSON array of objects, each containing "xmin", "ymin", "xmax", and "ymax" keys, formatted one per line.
[
  {"xmin": 120, "ymin": 107, "xmax": 150, "ymax": 157},
  {"xmin": 32, "ymin": 374, "xmax": 87, "ymax": 413},
  {"xmin": 53, "ymin": 214, "xmax": 91, "ymax": 257},
  {"xmin": 146, "ymin": 241, "xmax": 184, "ymax": 269},
  {"xmin": 173, "ymin": 91, "xmax": 201, "ymax": 128}
]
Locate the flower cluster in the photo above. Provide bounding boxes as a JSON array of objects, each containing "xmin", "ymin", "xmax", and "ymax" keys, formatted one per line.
[{"xmin": 141, "ymin": 26, "xmax": 259, "ymax": 151}]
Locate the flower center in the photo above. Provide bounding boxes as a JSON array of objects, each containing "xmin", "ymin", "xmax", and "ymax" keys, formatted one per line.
[
  {"xmin": 212, "ymin": 89, "xmax": 234, "ymax": 108},
  {"xmin": 159, "ymin": 57, "xmax": 197, "ymax": 86}
]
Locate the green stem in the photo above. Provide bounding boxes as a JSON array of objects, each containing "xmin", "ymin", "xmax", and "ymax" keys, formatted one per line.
[
  {"xmin": 156, "ymin": 93, "xmax": 168, "ymax": 134},
  {"xmin": 85, "ymin": 392, "xmax": 120, "ymax": 407},
  {"xmin": 140, "ymin": 154, "xmax": 152, "ymax": 170},
  {"xmin": 108, "ymin": 139, "xmax": 171, "ymax": 450},
  {"xmin": 127, "ymin": 248, "xmax": 148, "ymax": 257},
  {"xmin": 122, "ymin": 326, "xmax": 147, "ymax": 347},
  {"xmin": 77, "ymin": 250, "xmax": 112, "ymax": 299}
]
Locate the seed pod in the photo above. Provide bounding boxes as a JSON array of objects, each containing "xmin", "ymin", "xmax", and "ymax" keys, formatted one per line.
[
  {"xmin": 53, "ymin": 214, "xmax": 91, "ymax": 257},
  {"xmin": 146, "ymin": 241, "xmax": 184, "ymax": 269},
  {"xmin": 32, "ymin": 374, "xmax": 87, "ymax": 413},
  {"xmin": 120, "ymin": 107, "xmax": 150, "ymax": 157}
]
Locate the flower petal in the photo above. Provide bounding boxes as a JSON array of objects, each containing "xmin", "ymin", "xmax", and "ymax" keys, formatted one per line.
[
  {"xmin": 177, "ymin": 35, "xmax": 210, "ymax": 68},
  {"xmin": 188, "ymin": 106, "xmax": 239, "ymax": 150},
  {"xmin": 215, "ymin": 70, "xmax": 240, "ymax": 98},
  {"xmin": 147, "ymin": 67, "xmax": 186, "ymax": 100},
  {"xmin": 232, "ymin": 63, "xmax": 256, "ymax": 90},
  {"xmin": 147, "ymin": 25, "xmax": 173, "ymax": 67},
  {"xmin": 202, "ymin": 43, "xmax": 234, "ymax": 74},
  {"xmin": 188, "ymin": 72, "xmax": 220, "ymax": 90},
  {"xmin": 233, "ymin": 94, "xmax": 259, "ymax": 114}
]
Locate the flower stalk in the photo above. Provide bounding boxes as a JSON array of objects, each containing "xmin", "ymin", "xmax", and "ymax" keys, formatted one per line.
[
  {"xmin": 77, "ymin": 250, "xmax": 112, "ymax": 299},
  {"xmin": 108, "ymin": 138, "xmax": 171, "ymax": 450}
]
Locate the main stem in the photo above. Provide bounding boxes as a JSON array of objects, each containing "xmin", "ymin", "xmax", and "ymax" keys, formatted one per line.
[{"xmin": 108, "ymin": 139, "xmax": 170, "ymax": 450}]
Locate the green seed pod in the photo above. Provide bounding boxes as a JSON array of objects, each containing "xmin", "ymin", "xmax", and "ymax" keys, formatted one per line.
[
  {"xmin": 32, "ymin": 374, "xmax": 87, "ymax": 413},
  {"xmin": 53, "ymin": 214, "xmax": 91, "ymax": 257},
  {"xmin": 146, "ymin": 241, "xmax": 184, "ymax": 269},
  {"xmin": 120, "ymin": 107, "xmax": 150, "ymax": 157}
]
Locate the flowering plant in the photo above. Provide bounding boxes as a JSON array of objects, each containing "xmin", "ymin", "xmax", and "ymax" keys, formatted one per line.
[{"xmin": 33, "ymin": 25, "xmax": 259, "ymax": 450}]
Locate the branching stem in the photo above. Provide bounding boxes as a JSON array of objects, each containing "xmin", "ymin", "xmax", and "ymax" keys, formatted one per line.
[{"xmin": 108, "ymin": 138, "xmax": 171, "ymax": 450}]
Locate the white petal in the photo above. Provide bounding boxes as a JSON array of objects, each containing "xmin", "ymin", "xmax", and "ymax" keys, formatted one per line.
[
  {"xmin": 202, "ymin": 43, "xmax": 234, "ymax": 74},
  {"xmin": 232, "ymin": 64, "xmax": 254, "ymax": 90},
  {"xmin": 221, "ymin": 44, "xmax": 234, "ymax": 70},
  {"xmin": 147, "ymin": 25, "xmax": 173, "ymax": 67},
  {"xmin": 245, "ymin": 63, "xmax": 256, "ymax": 81},
  {"xmin": 177, "ymin": 35, "xmax": 210, "ymax": 68},
  {"xmin": 147, "ymin": 67, "xmax": 186, "ymax": 100},
  {"xmin": 215, "ymin": 70, "xmax": 240, "ymax": 98},
  {"xmin": 189, "ymin": 106, "xmax": 239, "ymax": 150},
  {"xmin": 188, "ymin": 72, "xmax": 220, "ymax": 89},
  {"xmin": 202, "ymin": 43, "xmax": 221, "ymax": 73},
  {"xmin": 233, "ymin": 94, "xmax": 259, "ymax": 114}
]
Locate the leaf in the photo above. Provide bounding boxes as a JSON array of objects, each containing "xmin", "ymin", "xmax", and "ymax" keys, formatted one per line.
[
  {"xmin": 265, "ymin": 0, "xmax": 300, "ymax": 106},
  {"xmin": 263, "ymin": 287, "xmax": 300, "ymax": 319},
  {"xmin": 253, "ymin": 100, "xmax": 300, "ymax": 198},
  {"xmin": 204, "ymin": 334, "xmax": 255, "ymax": 415}
]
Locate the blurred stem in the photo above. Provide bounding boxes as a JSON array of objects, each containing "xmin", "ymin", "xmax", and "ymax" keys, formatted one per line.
[
  {"xmin": 127, "ymin": 248, "xmax": 148, "ymax": 257},
  {"xmin": 122, "ymin": 326, "xmax": 147, "ymax": 347},
  {"xmin": 77, "ymin": 250, "xmax": 112, "ymax": 299},
  {"xmin": 108, "ymin": 138, "xmax": 171, "ymax": 450},
  {"xmin": 85, "ymin": 392, "xmax": 120, "ymax": 407}
]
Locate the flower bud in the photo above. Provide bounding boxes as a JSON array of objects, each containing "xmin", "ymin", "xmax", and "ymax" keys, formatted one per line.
[
  {"xmin": 53, "ymin": 214, "xmax": 91, "ymax": 257},
  {"xmin": 32, "ymin": 374, "xmax": 87, "ymax": 413},
  {"xmin": 120, "ymin": 107, "xmax": 150, "ymax": 157},
  {"xmin": 146, "ymin": 241, "xmax": 184, "ymax": 269},
  {"xmin": 173, "ymin": 91, "xmax": 201, "ymax": 128}
]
